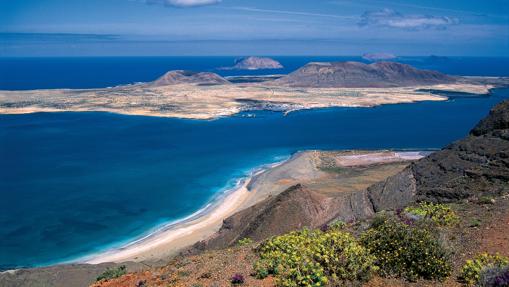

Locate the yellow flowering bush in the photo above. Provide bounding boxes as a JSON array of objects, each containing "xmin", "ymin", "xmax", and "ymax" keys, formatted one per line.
[
  {"xmin": 255, "ymin": 229, "xmax": 377, "ymax": 286},
  {"xmin": 404, "ymin": 202, "xmax": 459, "ymax": 227},
  {"xmin": 460, "ymin": 253, "xmax": 509, "ymax": 286},
  {"xmin": 361, "ymin": 218, "xmax": 452, "ymax": 281}
]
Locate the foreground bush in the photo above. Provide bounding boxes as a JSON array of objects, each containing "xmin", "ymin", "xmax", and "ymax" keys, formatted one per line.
[
  {"xmin": 460, "ymin": 253, "xmax": 509, "ymax": 286},
  {"xmin": 96, "ymin": 265, "xmax": 127, "ymax": 281},
  {"xmin": 255, "ymin": 229, "xmax": 377, "ymax": 286},
  {"xmin": 361, "ymin": 218, "xmax": 451, "ymax": 281},
  {"xmin": 404, "ymin": 202, "xmax": 459, "ymax": 227}
]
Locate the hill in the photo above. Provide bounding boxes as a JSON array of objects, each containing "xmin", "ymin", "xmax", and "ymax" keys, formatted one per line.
[
  {"xmin": 151, "ymin": 70, "xmax": 230, "ymax": 86},
  {"xmin": 275, "ymin": 61, "xmax": 456, "ymax": 88}
]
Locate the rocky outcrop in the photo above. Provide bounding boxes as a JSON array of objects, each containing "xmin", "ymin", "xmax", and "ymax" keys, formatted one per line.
[
  {"xmin": 367, "ymin": 168, "xmax": 417, "ymax": 212},
  {"xmin": 367, "ymin": 100, "xmax": 509, "ymax": 203},
  {"xmin": 224, "ymin": 56, "xmax": 283, "ymax": 70},
  {"xmin": 274, "ymin": 61, "xmax": 456, "ymax": 88},
  {"xmin": 411, "ymin": 100, "xmax": 509, "ymax": 202},
  {"xmin": 191, "ymin": 184, "xmax": 376, "ymax": 253},
  {"xmin": 471, "ymin": 100, "xmax": 509, "ymax": 136},
  {"xmin": 151, "ymin": 70, "xmax": 230, "ymax": 86}
]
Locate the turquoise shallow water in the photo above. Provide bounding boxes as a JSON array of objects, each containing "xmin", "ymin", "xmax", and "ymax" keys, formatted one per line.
[{"xmin": 0, "ymin": 57, "xmax": 508, "ymax": 270}]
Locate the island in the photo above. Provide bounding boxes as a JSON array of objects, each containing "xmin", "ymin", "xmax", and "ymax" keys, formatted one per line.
[
  {"xmin": 0, "ymin": 61, "xmax": 504, "ymax": 120},
  {"xmin": 221, "ymin": 56, "xmax": 284, "ymax": 70},
  {"xmin": 362, "ymin": 52, "xmax": 397, "ymax": 61}
]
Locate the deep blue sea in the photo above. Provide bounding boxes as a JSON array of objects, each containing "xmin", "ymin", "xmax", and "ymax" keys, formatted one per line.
[{"xmin": 0, "ymin": 57, "xmax": 508, "ymax": 270}]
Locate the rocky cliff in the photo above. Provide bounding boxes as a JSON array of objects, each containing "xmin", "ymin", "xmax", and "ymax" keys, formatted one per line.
[
  {"xmin": 275, "ymin": 61, "xmax": 456, "ymax": 88},
  {"xmin": 411, "ymin": 100, "xmax": 509, "ymax": 202},
  {"xmin": 370, "ymin": 100, "xmax": 509, "ymax": 204},
  {"xmin": 191, "ymin": 184, "xmax": 376, "ymax": 253}
]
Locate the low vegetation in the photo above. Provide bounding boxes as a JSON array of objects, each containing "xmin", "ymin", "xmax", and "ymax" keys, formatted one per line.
[
  {"xmin": 361, "ymin": 218, "xmax": 452, "ymax": 281},
  {"xmin": 327, "ymin": 219, "xmax": 346, "ymax": 231},
  {"xmin": 255, "ymin": 229, "xmax": 377, "ymax": 286},
  {"xmin": 237, "ymin": 237, "xmax": 253, "ymax": 246},
  {"xmin": 460, "ymin": 253, "xmax": 509, "ymax": 286},
  {"xmin": 251, "ymin": 203, "xmax": 458, "ymax": 286},
  {"xmin": 404, "ymin": 202, "xmax": 459, "ymax": 227},
  {"xmin": 96, "ymin": 265, "xmax": 127, "ymax": 282},
  {"xmin": 478, "ymin": 196, "xmax": 496, "ymax": 205}
]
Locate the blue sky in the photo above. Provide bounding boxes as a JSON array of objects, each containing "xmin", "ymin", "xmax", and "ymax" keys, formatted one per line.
[{"xmin": 1, "ymin": 0, "xmax": 508, "ymax": 56}]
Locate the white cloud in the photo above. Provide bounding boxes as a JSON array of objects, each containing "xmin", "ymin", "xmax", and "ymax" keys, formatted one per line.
[
  {"xmin": 359, "ymin": 8, "xmax": 458, "ymax": 30},
  {"xmin": 145, "ymin": 0, "xmax": 221, "ymax": 8}
]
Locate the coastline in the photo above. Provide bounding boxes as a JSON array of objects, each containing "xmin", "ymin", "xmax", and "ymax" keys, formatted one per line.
[
  {"xmin": 78, "ymin": 155, "xmax": 292, "ymax": 264},
  {"xmin": 76, "ymin": 149, "xmax": 426, "ymax": 265},
  {"xmin": 1, "ymin": 82, "xmax": 481, "ymax": 120}
]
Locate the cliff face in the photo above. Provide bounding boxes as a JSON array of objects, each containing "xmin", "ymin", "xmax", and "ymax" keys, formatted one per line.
[
  {"xmin": 411, "ymin": 100, "xmax": 509, "ymax": 202},
  {"xmin": 275, "ymin": 61, "xmax": 456, "ymax": 88},
  {"xmin": 369, "ymin": 100, "xmax": 509, "ymax": 203},
  {"xmin": 151, "ymin": 70, "xmax": 230, "ymax": 86},
  {"xmin": 191, "ymin": 184, "xmax": 376, "ymax": 253}
]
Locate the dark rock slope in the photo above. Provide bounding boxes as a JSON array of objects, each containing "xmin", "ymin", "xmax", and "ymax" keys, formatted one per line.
[
  {"xmin": 191, "ymin": 100, "xmax": 509, "ymax": 252},
  {"xmin": 151, "ymin": 70, "xmax": 230, "ymax": 86},
  {"xmin": 274, "ymin": 61, "xmax": 456, "ymax": 88},
  {"xmin": 191, "ymin": 184, "xmax": 375, "ymax": 252},
  {"xmin": 367, "ymin": 100, "xmax": 509, "ymax": 203},
  {"xmin": 410, "ymin": 100, "xmax": 509, "ymax": 202}
]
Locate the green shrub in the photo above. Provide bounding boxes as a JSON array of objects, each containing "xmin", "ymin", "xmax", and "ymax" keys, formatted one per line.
[
  {"xmin": 469, "ymin": 218, "xmax": 482, "ymax": 228},
  {"xmin": 404, "ymin": 202, "xmax": 459, "ymax": 227},
  {"xmin": 96, "ymin": 265, "xmax": 127, "ymax": 281},
  {"xmin": 328, "ymin": 220, "xmax": 346, "ymax": 230},
  {"xmin": 237, "ymin": 237, "xmax": 253, "ymax": 246},
  {"xmin": 478, "ymin": 196, "xmax": 496, "ymax": 205},
  {"xmin": 255, "ymin": 229, "xmax": 377, "ymax": 286},
  {"xmin": 361, "ymin": 219, "xmax": 452, "ymax": 281},
  {"xmin": 253, "ymin": 259, "xmax": 270, "ymax": 279},
  {"xmin": 370, "ymin": 213, "xmax": 389, "ymax": 228},
  {"xmin": 460, "ymin": 253, "xmax": 509, "ymax": 286}
]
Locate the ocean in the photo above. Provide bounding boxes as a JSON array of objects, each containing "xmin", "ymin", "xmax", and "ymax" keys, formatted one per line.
[{"xmin": 0, "ymin": 56, "xmax": 508, "ymax": 270}]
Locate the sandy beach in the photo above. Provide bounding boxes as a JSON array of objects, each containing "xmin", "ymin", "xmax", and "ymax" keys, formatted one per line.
[
  {"xmin": 82, "ymin": 160, "xmax": 287, "ymax": 264},
  {"xmin": 80, "ymin": 150, "xmax": 425, "ymax": 264}
]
